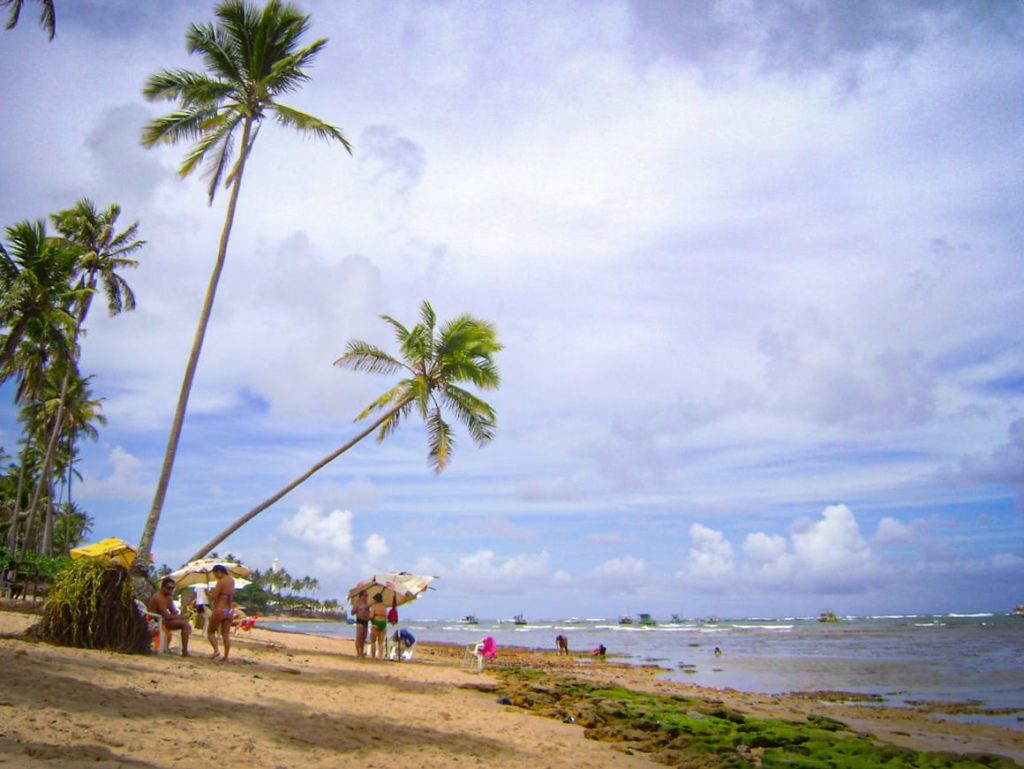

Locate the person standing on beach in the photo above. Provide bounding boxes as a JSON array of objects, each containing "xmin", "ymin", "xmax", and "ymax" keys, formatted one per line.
[
  {"xmin": 193, "ymin": 583, "xmax": 208, "ymax": 631},
  {"xmin": 147, "ymin": 577, "xmax": 191, "ymax": 656},
  {"xmin": 207, "ymin": 565, "xmax": 235, "ymax": 662},
  {"xmin": 368, "ymin": 592, "xmax": 388, "ymax": 659},
  {"xmin": 352, "ymin": 589, "xmax": 371, "ymax": 657}
]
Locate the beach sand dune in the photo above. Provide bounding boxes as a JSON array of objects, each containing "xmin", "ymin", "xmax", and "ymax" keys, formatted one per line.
[{"xmin": 1, "ymin": 607, "xmax": 1021, "ymax": 767}]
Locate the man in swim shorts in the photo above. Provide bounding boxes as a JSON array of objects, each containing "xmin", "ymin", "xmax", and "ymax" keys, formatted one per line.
[
  {"xmin": 147, "ymin": 577, "xmax": 191, "ymax": 656},
  {"xmin": 352, "ymin": 589, "xmax": 370, "ymax": 658}
]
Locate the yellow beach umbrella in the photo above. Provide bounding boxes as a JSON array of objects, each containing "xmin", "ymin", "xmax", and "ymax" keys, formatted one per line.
[{"xmin": 70, "ymin": 537, "xmax": 139, "ymax": 569}]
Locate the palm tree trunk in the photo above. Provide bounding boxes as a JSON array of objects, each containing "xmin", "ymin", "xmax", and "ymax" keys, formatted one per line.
[
  {"xmin": 134, "ymin": 118, "xmax": 255, "ymax": 579},
  {"xmin": 187, "ymin": 400, "xmax": 407, "ymax": 561},
  {"xmin": 25, "ymin": 279, "xmax": 92, "ymax": 543},
  {"xmin": 6, "ymin": 448, "xmax": 29, "ymax": 552},
  {"xmin": 41, "ymin": 495, "xmax": 54, "ymax": 555},
  {"xmin": 24, "ymin": 367, "xmax": 72, "ymax": 546}
]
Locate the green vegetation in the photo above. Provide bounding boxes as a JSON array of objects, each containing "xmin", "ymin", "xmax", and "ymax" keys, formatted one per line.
[
  {"xmin": 493, "ymin": 671, "xmax": 1019, "ymax": 769},
  {"xmin": 36, "ymin": 559, "xmax": 149, "ymax": 653},
  {"xmin": 0, "ymin": 200, "xmax": 140, "ymax": 565}
]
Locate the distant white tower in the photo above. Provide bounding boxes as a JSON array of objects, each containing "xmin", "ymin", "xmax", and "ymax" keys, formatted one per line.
[{"xmin": 272, "ymin": 558, "xmax": 282, "ymax": 574}]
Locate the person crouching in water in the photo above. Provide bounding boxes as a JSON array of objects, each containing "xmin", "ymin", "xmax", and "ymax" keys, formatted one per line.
[
  {"xmin": 555, "ymin": 634, "xmax": 569, "ymax": 655},
  {"xmin": 368, "ymin": 592, "xmax": 388, "ymax": 659},
  {"xmin": 207, "ymin": 564, "xmax": 235, "ymax": 662}
]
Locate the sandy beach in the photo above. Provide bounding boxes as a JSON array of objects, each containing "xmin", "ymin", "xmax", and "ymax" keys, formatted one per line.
[{"xmin": 1, "ymin": 604, "xmax": 1021, "ymax": 768}]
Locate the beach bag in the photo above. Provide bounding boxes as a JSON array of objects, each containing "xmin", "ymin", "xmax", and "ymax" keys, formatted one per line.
[{"xmin": 387, "ymin": 606, "xmax": 398, "ymax": 624}]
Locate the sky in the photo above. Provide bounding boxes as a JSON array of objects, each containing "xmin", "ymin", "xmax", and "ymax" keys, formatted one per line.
[{"xmin": 1, "ymin": 0, "xmax": 1022, "ymax": 621}]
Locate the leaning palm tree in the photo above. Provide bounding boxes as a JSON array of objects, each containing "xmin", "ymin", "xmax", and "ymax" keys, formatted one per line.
[
  {"xmin": 23, "ymin": 199, "xmax": 142, "ymax": 540},
  {"xmin": 2, "ymin": 0, "xmax": 56, "ymax": 40},
  {"xmin": 136, "ymin": 0, "xmax": 351, "ymax": 578},
  {"xmin": 188, "ymin": 301, "xmax": 501, "ymax": 560}
]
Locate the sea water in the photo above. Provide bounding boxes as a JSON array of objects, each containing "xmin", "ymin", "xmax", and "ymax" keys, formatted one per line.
[{"xmin": 261, "ymin": 612, "xmax": 1024, "ymax": 729}]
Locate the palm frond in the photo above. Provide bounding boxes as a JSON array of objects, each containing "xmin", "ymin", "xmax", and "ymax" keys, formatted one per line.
[
  {"xmin": 187, "ymin": 19, "xmax": 244, "ymax": 85},
  {"xmin": 271, "ymin": 104, "xmax": 352, "ymax": 152},
  {"xmin": 141, "ymin": 107, "xmax": 220, "ymax": 148},
  {"xmin": 375, "ymin": 398, "xmax": 413, "ymax": 443},
  {"xmin": 440, "ymin": 385, "xmax": 497, "ymax": 446},
  {"xmin": 335, "ymin": 341, "xmax": 405, "ymax": 376},
  {"xmin": 352, "ymin": 382, "xmax": 409, "ymax": 422},
  {"xmin": 426, "ymin": 408, "xmax": 454, "ymax": 473},
  {"xmin": 142, "ymin": 69, "xmax": 233, "ymax": 106}
]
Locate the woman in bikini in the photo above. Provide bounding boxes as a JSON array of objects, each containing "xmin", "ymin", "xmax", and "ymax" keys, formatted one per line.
[
  {"xmin": 368, "ymin": 592, "xmax": 388, "ymax": 659},
  {"xmin": 207, "ymin": 564, "xmax": 235, "ymax": 662}
]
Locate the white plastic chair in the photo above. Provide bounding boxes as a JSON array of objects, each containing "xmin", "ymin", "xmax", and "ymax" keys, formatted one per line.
[
  {"xmin": 134, "ymin": 599, "xmax": 173, "ymax": 653},
  {"xmin": 460, "ymin": 636, "xmax": 496, "ymax": 673}
]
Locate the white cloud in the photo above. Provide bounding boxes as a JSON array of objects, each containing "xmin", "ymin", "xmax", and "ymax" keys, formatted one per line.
[
  {"xmin": 946, "ymin": 419, "xmax": 1024, "ymax": 510},
  {"xmin": 873, "ymin": 516, "xmax": 912, "ymax": 545},
  {"xmin": 590, "ymin": 555, "xmax": 646, "ymax": 594},
  {"xmin": 77, "ymin": 445, "xmax": 150, "ymax": 501},
  {"xmin": 790, "ymin": 504, "xmax": 872, "ymax": 578},
  {"xmin": 743, "ymin": 531, "xmax": 788, "ymax": 566},
  {"xmin": 684, "ymin": 524, "xmax": 735, "ymax": 580},
  {"xmin": 364, "ymin": 533, "xmax": 389, "ymax": 564},
  {"xmin": 452, "ymin": 550, "xmax": 552, "ymax": 589},
  {"xmin": 279, "ymin": 505, "xmax": 354, "ymax": 555}
]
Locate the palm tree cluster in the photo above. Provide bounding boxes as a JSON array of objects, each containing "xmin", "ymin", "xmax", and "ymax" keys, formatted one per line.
[{"xmin": 0, "ymin": 201, "xmax": 143, "ymax": 560}]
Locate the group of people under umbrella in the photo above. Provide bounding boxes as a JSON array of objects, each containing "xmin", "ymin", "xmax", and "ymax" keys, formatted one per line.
[{"xmin": 347, "ymin": 572, "xmax": 434, "ymax": 661}]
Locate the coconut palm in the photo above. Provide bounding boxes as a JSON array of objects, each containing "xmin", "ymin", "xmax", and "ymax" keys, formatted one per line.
[
  {"xmin": 24, "ymin": 200, "xmax": 142, "ymax": 541},
  {"xmin": 137, "ymin": 0, "xmax": 351, "ymax": 576},
  {"xmin": 188, "ymin": 301, "xmax": 501, "ymax": 559},
  {"xmin": 0, "ymin": 220, "xmax": 79, "ymax": 401},
  {"xmin": 1, "ymin": 219, "xmax": 80, "ymax": 556},
  {"xmin": 2, "ymin": 0, "xmax": 56, "ymax": 40},
  {"xmin": 25, "ymin": 365, "xmax": 105, "ymax": 554}
]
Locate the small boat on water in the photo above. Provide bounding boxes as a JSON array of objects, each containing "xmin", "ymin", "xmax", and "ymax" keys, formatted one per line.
[
  {"xmin": 618, "ymin": 614, "xmax": 634, "ymax": 625},
  {"xmin": 513, "ymin": 614, "xmax": 527, "ymax": 625},
  {"xmin": 1013, "ymin": 604, "xmax": 1024, "ymax": 617},
  {"xmin": 638, "ymin": 613, "xmax": 657, "ymax": 626},
  {"xmin": 461, "ymin": 615, "xmax": 479, "ymax": 625},
  {"xmin": 819, "ymin": 610, "xmax": 840, "ymax": 623}
]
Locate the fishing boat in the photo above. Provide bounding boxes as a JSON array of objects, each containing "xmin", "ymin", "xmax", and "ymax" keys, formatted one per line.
[
  {"xmin": 638, "ymin": 613, "xmax": 657, "ymax": 626},
  {"xmin": 1014, "ymin": 604, "xmax": 1024, "ymax": 617},
  {"xmin": 618, "ymin": 614, "xmax": 634, "ymax": 625},
  {"xmin": 818, "ymin": 610, "xmax": 840, "ymax": 623},
  {"xmin": 461, "ymin": 615, "xmax": 479, "ymax": 625},
  {"xmin": 513, "ymin": 614, "xmax": 527, "ymax": 625}
]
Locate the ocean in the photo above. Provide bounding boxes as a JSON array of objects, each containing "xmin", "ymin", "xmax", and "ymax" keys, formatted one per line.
[{"xmin": 260, "ymin": 612, "xmax": 1024, "ymax": 730}]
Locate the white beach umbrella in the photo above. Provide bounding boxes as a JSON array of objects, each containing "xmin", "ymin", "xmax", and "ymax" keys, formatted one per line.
[
  {"xmin": 347, "ymin": 572, "xmax": 436, "ymax": 609},
  {"xmin": 168, "ymin": 558, "xmax": 252, "ymax": 589}
]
